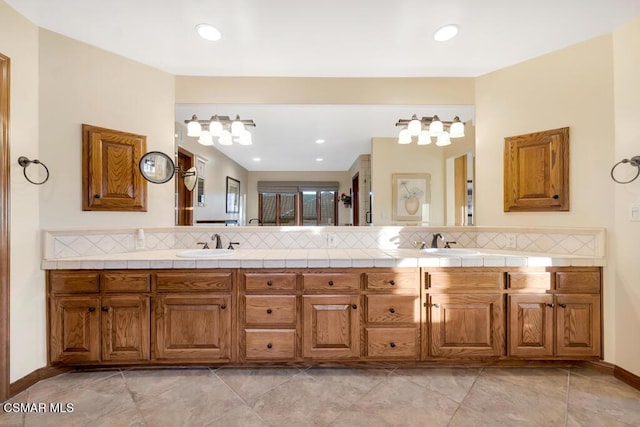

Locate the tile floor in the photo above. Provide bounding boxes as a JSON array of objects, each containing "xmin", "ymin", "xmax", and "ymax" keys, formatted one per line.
[{"xmin": 1, "ymin": 366, "xmax": 639, "ymax": 426}]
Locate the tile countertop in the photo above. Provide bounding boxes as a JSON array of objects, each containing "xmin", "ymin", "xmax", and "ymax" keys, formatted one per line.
[{"xmin": 41, "ymin": 248, "xmax": 606, "ymax": 270}]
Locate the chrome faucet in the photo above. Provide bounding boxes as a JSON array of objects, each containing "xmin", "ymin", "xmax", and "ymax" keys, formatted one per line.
[
  {"xmin": 431, "ymin": 233, "xmax": 444, "ymax": 248},
  {"xmin": 212, "ymin": 234, "xmax": 223, "ymax": 249}
]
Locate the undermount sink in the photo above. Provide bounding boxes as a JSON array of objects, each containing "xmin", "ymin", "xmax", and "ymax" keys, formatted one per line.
[
  {"xmin": 421, "ymin": 248, "xmax": 481, "ymax": 256},
  {"xmin": 176, "ymin": 249, "xmax": 236, "ymax": 258}
]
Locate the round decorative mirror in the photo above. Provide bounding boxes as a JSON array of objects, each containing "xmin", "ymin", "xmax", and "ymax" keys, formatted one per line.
[{"xmin": 139, "ymin": 151, "xmax": 176, "ymax": 184}]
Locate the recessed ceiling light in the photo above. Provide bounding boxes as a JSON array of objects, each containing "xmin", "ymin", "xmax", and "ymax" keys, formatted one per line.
[
  {"xmin": 196, "ymin": 23, "xmax": 222, "ymax": 41},
  {"xmin": 315, "ymin": 158, "xmax": 324, "ymax": 162},
  {"xmin": 315, "ymin": 139, "xmax": 325, "ymax": 144},
  {"xmin": 433, "ymin": 24, "xmax": 459, "ymax": 42},
  {"xmin": 252, "ymin": 157, "xmax": 261, "ymax": 162}
]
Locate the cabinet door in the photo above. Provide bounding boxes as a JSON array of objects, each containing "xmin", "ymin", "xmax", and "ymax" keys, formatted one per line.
[
  {"xmin": 556, "ymin": 294, "xmax": 600, "ymax": 357},
  {"xmin": 50, "ymin": 296, "xmax": 100, "ymax": 364},
  {"xmin": 504, "ymin": 127, "xmax": 569, "ymax": 211},
  {"xmin": 101, "ymin": 295, "xmax": 150, "ymax": 362},
  {"xmin": 429, "ymin": 294, "xmax": 505, "ymax": 357},
  {"xmin": 154, "ymin": 294, "xmax": 231, "ymax": 361},
  {"xmin": 302, "ymin": 295, "xmax": 360, "ymax": 359},
  {"xmin": 508, "ymin": 294, "xmax": 553, "ymax": 357},
  {"xmin": 82, "ymin": 124, "xmax": 147, "ymax": 211}
]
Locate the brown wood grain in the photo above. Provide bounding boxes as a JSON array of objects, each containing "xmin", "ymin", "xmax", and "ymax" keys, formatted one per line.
[
  {"xmin": 156, "ymin": 271, "xmax": 232, "ymax": 291},
  {"xmin": 50, "ymin": 296, "xmax": 101, "ymax": 364},
  {"xmin": 244, "ymin": 272, "xmax": 297, "ymax": 291},
  {"xmin": 427, "ymin": 269, "xmax": 504, "ymax": 292},
  {"xmin": 101, "ymin": 295, "xmax": 150, "ymax": 362},
  {"xmin": 365, "ymin": 270, "xmax": 419, "ymax": 292},
  {"xmin": 102, "ymin": 272, "xmax": 150, "ymax": 293},
  {"xmin": 245, "ymin": 295, "xmax": 296, "ymax": 326},
  {"xmin": 365, "ymin": 328, "xmax": 418, "ymax": 359},
  {"xmin": 302, "ymin": 272, "xmax": 361, "ymax": 291},
  {"xmin": 245, "ymin": 329, "xmax": 296, "ymax": 360},
  {"xmin": 508, "ymin": 294, "xmax": 554, "ymax": 357},
  {"xmin": 0, "ymin": 53, "xmax": 9, "ymax": 401},
  {"xmin": 365, "ymin": 295, "xmax": 419, "ymax": 324},
  {"xmin": 49, "ymin": 271, "xmax": 100, "ymax": 294},
  {"xmin": 302, "ymin": 295, "xmax": 360, "ymax": 358},
  {"xmin": 556, "ymin": 294, "xmax": 600, "ymax": 357}
]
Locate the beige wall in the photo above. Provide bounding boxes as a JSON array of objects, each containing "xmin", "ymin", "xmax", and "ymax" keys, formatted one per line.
[
  {"xmin": 0, "ymin": 0, "xmax": 43, "ymax": 382},
  {"xmin": 38, "ymin": 29, "xmax": 176, "ymax": 230},
  {"xmin": 246, "ymin": 171, "xmax": 351, "ymax": 225},
  {"xmin": 177, "ymin": 125, "xmax": 249, "ymax": 224},
  {"xmin": 475, "ymin": 35, "xmax": 618, "ymax": 364},
  {"xmin": 612, "ymin": 17, "xmax": 640, "ymax": 377}
]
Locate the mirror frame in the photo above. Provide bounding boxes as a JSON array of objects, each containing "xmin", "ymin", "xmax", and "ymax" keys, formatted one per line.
[{"xmin": 139, "ymin": 151, "xmax": 176, "ymax": 184}]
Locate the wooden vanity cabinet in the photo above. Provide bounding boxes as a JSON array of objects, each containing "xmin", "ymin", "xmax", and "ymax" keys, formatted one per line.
[
  {"xmin": 49, "ymin": 271, "xmax": 150, "ymax": 365},
  {"xmin": 507, "ymin": 268, "xmax": 601, "ymax": 359},
  {"xmin": 425, "ymin": 269, "xmax": 506, "ymax": 358}
]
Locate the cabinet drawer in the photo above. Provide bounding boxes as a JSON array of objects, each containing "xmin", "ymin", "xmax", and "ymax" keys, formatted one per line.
[
  {"xmin": 102, "ymin": 272, "xmax": 150, "ymax": 292},
  {"xmin": 427, "ymin": 270, "xmax": 504, "ymax": 291},
  {"xmin": 245, "ymin": 295, "xmax": 296, "ymax": 325},
  {"xmin": 365, "ymin": 271, "xmax": 419, "ymax": 292},
  {"xmin": 245, "ymin": 329, "xmax": 296, "ymax": 360},
  {"xmin": 555, "ymin": 271, "xmax": 600, "ymax": 293},
  {"xmin": 156, "ymin": 271, "xmax": 232, "ymax": 291},
  {"xmin": 366, "ymin": 328, "xmax": 418, "ymax": 358},
  {"xmin": 366, "ymin": 295, "xmax": 419, "ymax": 324},
  {"xmin": 302, "ymin": 273, "xmax": 360, "ymax": 291},
  {"xmin": 49, "ymin": 271, "xmax": 100, "ymax": 293},
  {"xmin": 507, "ymin": 272, "xmax": 551, "ymax": 291},
  {"xmin": 244, "ymin": 273, "xmax": 296, "ymax": 291}
]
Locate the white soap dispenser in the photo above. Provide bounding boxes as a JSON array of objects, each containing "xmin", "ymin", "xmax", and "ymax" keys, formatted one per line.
[{"xmin": 135, "ymin": 228, "xmax": 145, "ymax": 250}]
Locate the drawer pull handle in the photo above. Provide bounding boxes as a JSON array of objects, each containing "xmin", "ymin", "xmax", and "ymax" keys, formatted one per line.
[
  {"xmin": 546, "ymin": 303, "xmax": 554, "ymax": 308},
  {"xmin": 101, "ymin": 306, "xmax": 109, "ymax": 312},
  {"xmin": 267, "ymin": 343, "xmax": 272, "ymax": 349},
  {"xmin": 88, "ymin": 307, "xmax": 96, "ymax": 313},
  {"xmin": 390, "ymin": 342, "xmax": 396, "ymax": 348},
  {"xmin": 266, "ymin": 309, "xmax": 272, "ymax": 314},
  {"xmin": 352, "ymin": 304, "xmax": 357, "ymax": 309},
  {"xmin": 328, "ymin": 280, "xmax": 334, "ymax": 286},
  {"xmin": 267, "ymin": 280, "xmax": 273, "ymax": 286},
  {"xmin": 389, "ymin": 308, "xmax": 395, "ymax": 314},
  {"xmin": 432, "ymin": 303, "xmax": 441, "ymax": 308},
  {"xmin": 553, "ymin": 194, "xmax": 559, "ymax": 199},
  {"xmin": 559, "ymin": 303, "xmax": 567, "ymax": 308},
  {"xmin": 220, "ymin": 304, "xmax": 227, "ymax": 310},
  {"xmin": 389, "ymin": 280, "xmax": 396, "ymax": 286}
]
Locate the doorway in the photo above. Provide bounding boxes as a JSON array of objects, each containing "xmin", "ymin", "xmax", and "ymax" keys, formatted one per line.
[
  {"xmin": 176, "ymin": 147, "xmax": 194, "ymax": 226},
  {"xmin": 1, "ymin": 52, "xmax": 10, "ymax": 401},
  {"xmin": 352, "ymin": 173, "xmax": 359, "ymax": 226}
]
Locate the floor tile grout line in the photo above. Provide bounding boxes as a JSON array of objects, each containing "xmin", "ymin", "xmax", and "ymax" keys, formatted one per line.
[
  {"xmin": 120, "ymin": 369, "xmax": 149, "ymax": 427},
  {"xmin": 564, "ymin": 368, "xmax": 571, "ymax": 427},
  {"xmin": 446, "ymin": 367, "xmax": 484, "ymax": 427}
]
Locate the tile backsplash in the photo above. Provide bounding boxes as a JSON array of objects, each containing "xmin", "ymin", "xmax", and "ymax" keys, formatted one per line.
[{"xmin": 43, "ymin": 226, "xmax": 605, "ymax": 260}]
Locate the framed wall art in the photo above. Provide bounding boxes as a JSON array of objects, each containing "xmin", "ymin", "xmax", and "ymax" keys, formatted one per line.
[
  {"xmin": 226, "ymin": 176, "xmax": 240, "ymax": 213},
  {"xmin": 391, "ymin": 173, "xmax": 430, "ymax": 221}
]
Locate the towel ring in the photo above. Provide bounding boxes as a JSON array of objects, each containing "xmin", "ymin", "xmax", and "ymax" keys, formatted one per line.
[
  {"xmin": 17, "ymin": 156, "xmax": 50, "ymax": 185},
  {"xmin": 610, "ymin": 155, "xmax": 640, "ymax": 184}
]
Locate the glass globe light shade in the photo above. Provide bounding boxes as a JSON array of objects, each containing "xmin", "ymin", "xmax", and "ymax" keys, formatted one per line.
[
  {"xmin": 238, "ymin": 130, "xmax": 252, "ymax": 145},
  {"xmin": 429, "ymin": 115, "xmax": 444, "ymax": 136},
  {"xmin": 436, "ymin": 131, "xmax": 451, "ymax": 146},
  {"xmin": 209, "ymin": 119, "xmax": 223, "ymax": 137},
  {"xmin": 187, "ymin": 115, "xmax": 202, "ymax": 137},
  {"xmin": 218, "ymin": 130, "xmax": 232, "ymax": 146},
  {"xmin": 231, "ymin": 119, "xmax": 245, "ymax": 137},
  {"xmin": 417, "ymin": 130, "xmax": 432, "ymax": 145},
  {"xmin": 398, "ymin": 129, "xmax": 412, "ymax": 144},
  {"xmin": 198, "ymin": 130, "xmax": 214, "ymax": 146},
  {"xmin": 407, "ymin": 116, "xmax": 422, "ymax": 136},
  {"xmin": 449, "ymin": 117, "xmax": 465, "ymax": 138}
]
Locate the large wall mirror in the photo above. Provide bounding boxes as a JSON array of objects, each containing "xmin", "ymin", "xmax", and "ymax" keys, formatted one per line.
[{"xmin": 174, "ymin": 104, "xmax": 475, "ymax": 227}]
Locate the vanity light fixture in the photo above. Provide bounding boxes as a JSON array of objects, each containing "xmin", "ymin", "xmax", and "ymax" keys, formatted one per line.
[
  {"xmin": 185, "ymin": 114, "xmax": 256, "ymax": 146},
  {"xmin": 395, "ymin": 114, "xmax": 465, "ymax": 145}
]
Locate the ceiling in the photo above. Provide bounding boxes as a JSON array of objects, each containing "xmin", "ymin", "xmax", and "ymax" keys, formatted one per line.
[{"xmin": 8, "ymin": 0, "xmax": 639, "ymax": 171}]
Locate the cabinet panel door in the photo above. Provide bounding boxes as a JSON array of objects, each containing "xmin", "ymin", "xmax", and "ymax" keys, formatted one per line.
[
  {"xmin": 366, "ymin": 328, "xmax": 418, "ymax": 359},
  {"xmin": 245, "ymin": 329, "xmax": 296, "ymax": 360},
  {"xmin": 154, "ymin": 294, "xmax": 231, "ymax": 360},
  {"xmin": 556, "ymin": 294, "xmax": 600, "ymax": 357},
  {"xmin": 302, "ymin": 295, "xmax": 360, "ymax": 359},
  {"xmin": 50, "ymin": 296, "xmax": 100, "ymax": 364},
  {"xmin": 508, "ymin": 294, "xmax": 553, "ymax": 357},
  {"xmin": 101, "ymin": 295, "xmax": 150, "ymax": 362},
  {"xmin": 245, "ymin": 295, "xmax": 296, "ymax": 326},
  {"xmin": 429, "ymin": 294, "xmax": 505, "ymax": 357}
]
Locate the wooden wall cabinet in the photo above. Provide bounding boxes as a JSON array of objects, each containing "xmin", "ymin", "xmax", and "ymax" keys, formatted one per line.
[
  {"xmin": 82, "ymin": 124, "xmax": 147, "ymax": 212},
  {"xmin": 504, "ymin": 127, "xmax": 569, "ymax": 212}
]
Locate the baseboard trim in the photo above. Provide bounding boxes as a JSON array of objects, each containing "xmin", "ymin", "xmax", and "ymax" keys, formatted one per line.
[
  {"xmin": 9, "ymin": 366, "xmax": 71, "ymax": 398},
  {"xmin": 613, "ymin": 365, "xmax": 640, "ymax": 391}
]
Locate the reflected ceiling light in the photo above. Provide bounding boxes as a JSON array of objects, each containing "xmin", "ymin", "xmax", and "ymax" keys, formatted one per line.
[
  {"xmin": 252, "ymin": 157, "xmax": 261, "ymax": 162},
  {"xmin": 195, "ymin": 23, "xmax": 222, "ymax": 41},
  {"xmin": 315, "ymin": 139, "xmax": 325, "ymax": 144},
  {"xmin": 185, "ymin": 114, "xmax": 256, "ymax": 146},
  {"xmin": 434, "ymin": 24, "xmax": 459, "ymax": 42},
  {"xmin": 395, "ymin": 114, "xmax": 465, "ymax": 146},
  {"xmin": 315, "ymin": 158, "xmax": 324, "ymax": 162}
]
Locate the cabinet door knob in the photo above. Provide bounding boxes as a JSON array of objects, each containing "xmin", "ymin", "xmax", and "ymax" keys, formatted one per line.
[
  {"xmin": 546, "ymin": 303, "xmax": 554, "ymax": 308},
  {"xmin": 389, "ymin": 280, "xmax": 396, "ymax": 286},
  {"xmin": 352, "ymin": 304, "xmax": 357, "ymax": 309},
  {"xmin": 101, "ymin": 306, "xmax": 109, "ymax": 312},
  {"xmin": 389, "ymin": 308, "xmax": 395, "ymax": 314},
  {"xmin": 220, "ymin": 304, "xmax": 227, "ymax": 309},
  {"xmin": 94, "ymin": 194, "xmax": 100, "ymax": 199},
  {"xmin": 390, "ymin": 342, "xmax": 396, "ymax": 348},
  {"xmin": 328, "ymin": 280, "xmax": 334, "ymax": 286},
  {"xmin": 552, "ymin": 194, "xmax": 559, "ymax": 199},
  {"xmin": 266, "ymin": 309, "xmax": 272, "ymax": 314},
  {"xmin": 432, "ymin": 303, "xmax": 441, "ymax": 308},
  {"xmin": 266, "ymin": 280, "xmax": 273, "ymax": 286},
  {"xmin": 559, "ymin": 303, "xmax": 567, "ymax": 308},
  {"xmin": 88, "ymin": 307, "xmax": 96, "ymax": 312},
  {"xmin": 267, "ymin": 343, "xmax": 272, "ymax": 349}
]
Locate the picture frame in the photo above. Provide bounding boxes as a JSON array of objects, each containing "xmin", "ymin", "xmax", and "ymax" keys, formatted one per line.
[
  {"xmin": 391, "ymin": 173, "xmax": 430, "ymax": 221},
  {"xmin": 226, "ymin": 176, "xmax": 240, "ymax": 213}
]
